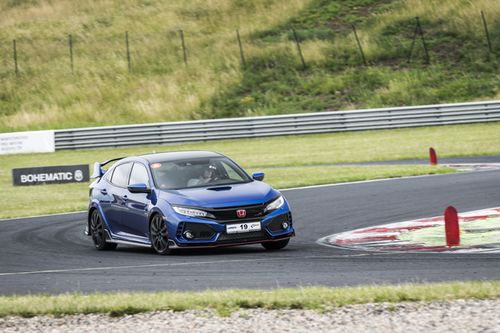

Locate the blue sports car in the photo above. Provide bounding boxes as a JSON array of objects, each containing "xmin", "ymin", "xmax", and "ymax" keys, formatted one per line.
[{"xmin": 86, "ymin": 151, "xmax": 295, "ymax": 254}]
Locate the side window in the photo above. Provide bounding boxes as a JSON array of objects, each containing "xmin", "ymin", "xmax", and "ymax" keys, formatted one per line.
[
  {"xmin": 111, "ymin": 163, "xmax": 132, "ymax": 187},
  {"xmin": 129, "ymin": 163, "xmax": 150, "ymax": 186},
  {"xmin": 103, "ymin": 168, "xmax": 114, "ymax": 182}
]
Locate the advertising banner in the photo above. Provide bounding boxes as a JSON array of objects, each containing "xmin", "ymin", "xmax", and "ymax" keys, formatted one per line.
[
  {"xmin": 12, "ymin": 164, "xmax": 90, "ymax": 186},
  {"xmin": 0, "ymin": 130, "xmax": 55, "ymax": 155}
]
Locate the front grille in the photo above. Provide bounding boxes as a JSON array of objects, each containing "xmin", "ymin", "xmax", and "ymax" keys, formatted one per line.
[
  {"xmin": 205, "ymin": 204, "xmax": 266, "ymax": 222},
  {"xmin": 218, "ymin": 230, "xmax": 268, "ymax": 243}
]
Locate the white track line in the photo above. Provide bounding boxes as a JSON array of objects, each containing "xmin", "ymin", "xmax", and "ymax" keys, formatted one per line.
[
  {"xmin": 0, "ymin": 210, "xmax": 86, "ymax": 222},
  {"xmin": 0, "ymin": 254, "xmax": 376, "ymax": 277}
]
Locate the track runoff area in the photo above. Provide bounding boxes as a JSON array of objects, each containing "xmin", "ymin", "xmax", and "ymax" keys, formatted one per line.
[
  {"xmin": 318, "ymin": 150, "xmax": 500, "ymax": 254},
  {"xmin": 0, "ymin": 151, "xmax": 499, "ymax": 295}
]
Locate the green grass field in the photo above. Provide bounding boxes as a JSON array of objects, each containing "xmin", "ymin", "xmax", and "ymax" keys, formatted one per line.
[
  {"xmin": 2, "ymin": 122, "xmax": 500, "ymax": 219},
  {"xmin": 0, "ymin": 281, "xmax": 498, "ymax": 317},
  {"xmin": 0, "ymin": 0, "xmax": 498, "ymax": 132}
]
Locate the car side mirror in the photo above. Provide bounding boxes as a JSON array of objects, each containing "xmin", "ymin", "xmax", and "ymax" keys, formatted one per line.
[
  {"xmin": 252, "ymin": 172, "xmax": 265, "ymax": 181},
  {"xmin": 128, "ymin": 183, "xmax": 151, "ymax": 194}
]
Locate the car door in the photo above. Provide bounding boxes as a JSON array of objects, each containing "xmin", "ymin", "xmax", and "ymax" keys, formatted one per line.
[
  {"xmin": 105, "ymin": 162, "xmax": 133, "ymax": 236},
  {"xmin": 122, "ymin": 162, "xmax": 152, "ymax": 238},
  {"xmin": 96, "ymin": 168, "xmax": 116, "ymax": 230}
]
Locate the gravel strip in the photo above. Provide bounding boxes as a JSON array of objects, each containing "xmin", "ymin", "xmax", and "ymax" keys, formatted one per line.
[{"xmin": 1, "ymin": 299, "xmax": 499, "ymax": 333}]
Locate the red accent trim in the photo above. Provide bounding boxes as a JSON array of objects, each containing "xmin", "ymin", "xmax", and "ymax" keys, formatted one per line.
[{"xmin": 173, "ymin": 235, "xmax": 294, "ymax": 250}]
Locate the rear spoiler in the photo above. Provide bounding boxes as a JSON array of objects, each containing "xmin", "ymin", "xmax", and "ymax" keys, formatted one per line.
[{"xmin": 91, "ymin": 157, "xmax": 125, "ymax": 179}]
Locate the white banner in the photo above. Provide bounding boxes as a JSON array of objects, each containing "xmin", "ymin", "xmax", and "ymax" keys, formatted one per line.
[{"xmin": 0, "ymin": 130, "xmax": 55, "ymax": 155}]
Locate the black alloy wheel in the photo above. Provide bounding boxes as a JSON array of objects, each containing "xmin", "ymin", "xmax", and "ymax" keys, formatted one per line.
[
  {"xmin": 150, "ymin": 214, "xmax": 173, "ymax": 255},
  {"xmin": 90, "ymin": 209, "xmax": 117, "ymax": 250},
  {"xmin": 261, "ymin": 238, "xmax": 289, "ymax": 250}
]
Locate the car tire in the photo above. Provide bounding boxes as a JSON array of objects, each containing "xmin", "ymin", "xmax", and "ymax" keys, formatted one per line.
[
  {"xmin": 150, "ymin": 214, "xmax": 174, "ymax": 255},
  {"xmin": 90, "ymin": 209, "xmax": 118, "ymax": 251},
  {"xmin": 261, "ymin": 238, "xmax": 289, "ymax": 250}
]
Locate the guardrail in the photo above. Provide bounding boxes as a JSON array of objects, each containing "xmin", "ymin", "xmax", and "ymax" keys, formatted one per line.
[{"xmin": 55, "ymin": 100, "xmax": 500, "ymax": 150}]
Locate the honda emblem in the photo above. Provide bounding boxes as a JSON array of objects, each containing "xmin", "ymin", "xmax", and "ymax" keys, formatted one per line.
[{"xmin": 236, "ymin": 209, "xmax": 247, "ymax": 218}]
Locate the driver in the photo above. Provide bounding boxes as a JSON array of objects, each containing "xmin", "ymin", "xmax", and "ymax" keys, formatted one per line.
[{"xmin": 187, "ymin": 164, "xmax": 218, "ymax": 187}]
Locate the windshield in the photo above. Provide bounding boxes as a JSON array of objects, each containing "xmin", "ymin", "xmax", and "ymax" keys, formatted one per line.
[{"xmin": 150, "ymin": 157, "xmax": 252, "ymax": 190}]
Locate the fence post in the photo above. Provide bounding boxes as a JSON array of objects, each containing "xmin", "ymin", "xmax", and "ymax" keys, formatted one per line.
[
  {"xmin": 292, "ymin": 28, "xmax": 306, "ymax": 69},
  {"xmin": 416, "ymin": 17, "xmax": 430, "ymax": 64},
  {"xmin": 68, "ymin": 34, "xmax": 74, "ymax": 74},
  {"xmin": 125, "ymin": 31, "xmax": 131, "ymax": 72},
  {"xmin": 352, "ymin": 24, "xmax": 367, "ymax": 66},
  {"xmin": 407, "ymin": 19, "xmax": 419, "ymax": 63},
  {"xmin": 179, "ymin": 29, "xmax": 188, "ymax": 66},
  {"xmin": 481, "ymin": 10, "xmax": 493, "ymax": 53},
  {"xmin": 236, "ymin": 29, "xmax": 246, "ymax": 69},
  {"xmin": 13, "ymin": 39, "xmax": 18, "ymax": 76},
  {"xmin": 407, "ymin": 17, "xmax": 430, "ymax": 64}
]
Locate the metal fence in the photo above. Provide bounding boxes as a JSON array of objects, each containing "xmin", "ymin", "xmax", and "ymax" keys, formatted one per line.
[{"xmin": 55, "ymin": 100, "xmax": 500, "ymax": 150}]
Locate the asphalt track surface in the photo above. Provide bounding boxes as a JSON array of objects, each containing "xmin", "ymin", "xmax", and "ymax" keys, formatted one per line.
[{"xmin": 1, "ymin": 167, "xmax": 500, "ymax": 295}]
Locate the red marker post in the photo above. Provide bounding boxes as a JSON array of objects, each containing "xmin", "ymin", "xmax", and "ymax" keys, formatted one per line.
[
  {"xmin": 444, "ymin": 206, "xmax": 460, "ymax": 246},
  {"xmin": 429, "ymin": 147, "xmax": 438, "ymax": 165}
]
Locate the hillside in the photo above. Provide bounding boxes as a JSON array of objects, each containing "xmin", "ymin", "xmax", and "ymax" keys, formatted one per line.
[{"xmin": 0, "ymin": 0, "xmax": 498, "ymax": 132}]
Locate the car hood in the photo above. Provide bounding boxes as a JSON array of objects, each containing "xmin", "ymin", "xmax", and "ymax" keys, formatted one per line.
[{"xmin": 158, "ymin": 181, "xmax": 280, "ymax": 208}]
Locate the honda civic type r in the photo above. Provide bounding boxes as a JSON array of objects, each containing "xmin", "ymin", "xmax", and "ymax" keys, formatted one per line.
[{"xmin": 86, "ymin": 151, "xmax": 295, "ymax": 254}]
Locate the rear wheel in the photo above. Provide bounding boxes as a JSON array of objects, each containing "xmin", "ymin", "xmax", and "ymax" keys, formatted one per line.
[
  {"xmin": 150, "ymin": 214, "xmax": 173, "ymax": 255},
  {"xmin": 90, "ymin": 209, "xmax": 117, "ymax": 251},
  {"xmin": 261, "ymin": 238, "xmax": 290, "ymax": 250}
]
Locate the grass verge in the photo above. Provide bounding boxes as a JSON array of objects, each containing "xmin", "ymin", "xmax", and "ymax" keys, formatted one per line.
[
  {"xmin": 0, "ymin": 281, "xmax": 498, "ymax": 317},
  {"xmin": 0, "ymin": 0, "xmax": 498, "ymax": 131},
  {"xmin": 4, "ymin": 121, "xmax": 500, "ymax": 219}
]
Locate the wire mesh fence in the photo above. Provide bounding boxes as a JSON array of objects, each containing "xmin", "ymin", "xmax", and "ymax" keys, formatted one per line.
[{"xmin": 0, "ymin": 12, "xmax": 498, "ymax": 77}]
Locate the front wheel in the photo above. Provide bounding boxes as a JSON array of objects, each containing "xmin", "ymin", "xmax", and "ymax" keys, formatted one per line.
[
  {"xmin": 90, "ymin": 209, "xmax": 117, "ymax": 251},
  {"xmin": 261, "ymin": 238, "xmax": 290, "ymax": 251},
  {"xmin": 150, "ymin": 214, "xmax": 174, "ymax": 255}
]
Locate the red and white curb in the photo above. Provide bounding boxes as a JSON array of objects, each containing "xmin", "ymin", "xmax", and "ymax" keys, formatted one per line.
[
  {"xmin": 318, "ymin": 207, "xmax": 500, "ymax": 253},
  {"xmin": 428, "ymin": 148, "xmax": 500, "ymax": 171},
  {"xmin": 445, "ymin": 163, "xmax": 500, "ymax": 172}
]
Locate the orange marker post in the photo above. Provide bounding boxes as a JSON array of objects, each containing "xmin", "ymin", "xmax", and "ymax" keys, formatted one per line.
[
  {"xmin": 429, "ymin": 147, "xmax": 438, "ymax": 165},
  {"xmin": 444, "ymin": 206, "xmax": 460, "ymax": 246}
]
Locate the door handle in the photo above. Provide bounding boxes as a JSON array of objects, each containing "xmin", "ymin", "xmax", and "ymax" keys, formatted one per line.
[
  {"xmin": 100, "ymin": 189, "xmax": 108, "ymax": 195},
  {"xmin": 123, "ymin": 195, "xmax": 128, "ymax": 201}
]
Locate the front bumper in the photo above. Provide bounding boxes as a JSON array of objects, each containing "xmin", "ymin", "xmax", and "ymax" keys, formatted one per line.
[
  {"xmin": 170, "ymin": 232, "xmax": 295, "ymax": 250},
  {"xmin": 171, "ymin": 209, "xmax": 295, "ymax": 249}
]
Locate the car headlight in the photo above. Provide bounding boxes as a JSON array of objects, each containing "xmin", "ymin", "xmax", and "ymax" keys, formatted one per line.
[
  {"xmin": 264, "ymin": 196, "xmax": 285, "ymax": 213},
  {"xmin": 172, "ymin": 206, "xmax": 215, "ymax": 218}
]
